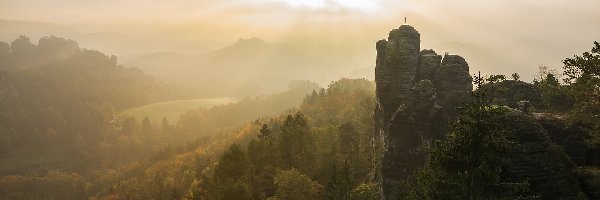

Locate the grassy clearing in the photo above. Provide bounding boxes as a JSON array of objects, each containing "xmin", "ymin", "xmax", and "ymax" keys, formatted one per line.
[{"xmin": 120, "ymin": 97, "xmax": 237, "ymax": 123}]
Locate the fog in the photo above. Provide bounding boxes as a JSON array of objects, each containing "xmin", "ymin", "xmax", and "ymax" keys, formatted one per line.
[
  {"xmin": 1, "ymin": 1, "xmax": 599, "ymax": 199},
  {"xmin": 2, "ymin": 0, "xmax": 599, "ymax": 89}
]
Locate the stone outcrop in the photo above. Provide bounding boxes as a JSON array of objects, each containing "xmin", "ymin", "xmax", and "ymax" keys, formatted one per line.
[
  {"xmin": 373, "ymin": 25, "xmax": 472, "ymax": 197},
  {"xmin": 577, "ymin": 167, "xmax": 600, "ymax": 199},
  {"xmin": 536, "ymin": 114, "xmax": 588, "ymax": 166},
  {"xmin": 500, "ymin": 110, "xmax": 583, "ymax": 199},
  {"xmin": 373, "ymin": 24, "xmax": 596, "ymax": 199}
]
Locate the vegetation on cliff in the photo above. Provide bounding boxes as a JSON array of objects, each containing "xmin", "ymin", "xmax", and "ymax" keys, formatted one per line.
[{"xmin": 405, "ymin": 42, "xmax": 600, "ymax": 199}]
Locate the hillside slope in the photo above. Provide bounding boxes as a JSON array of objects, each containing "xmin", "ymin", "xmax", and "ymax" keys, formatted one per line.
[{"xmin": 0, "ymin": 36, "xmax": 172, "ymax": 174}]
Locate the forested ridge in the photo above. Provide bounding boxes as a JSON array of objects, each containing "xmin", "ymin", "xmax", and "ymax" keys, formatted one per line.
[
  {"xmin": 0, "ymin": 76, "xmax": 376, "ymax": 199},
  {"xmin": 0, "ymin": 36, "xmax": 174, "ymax": 174},
  {"xmin": 88, "ymin": 78, "xmax": 378, "ymax": 200},
  {"xmin": 0, "ymin": 35, "xmax": 327, "ymax": 199}
]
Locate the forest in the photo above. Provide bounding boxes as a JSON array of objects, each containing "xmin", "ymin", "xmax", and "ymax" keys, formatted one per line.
[
  {"xmin": 0, "ymin": 36, "xmax": 598, "ymax": 199},
  {"xmin": 1, "ymin": 1, "xmax": 600, "ymax": 199}
]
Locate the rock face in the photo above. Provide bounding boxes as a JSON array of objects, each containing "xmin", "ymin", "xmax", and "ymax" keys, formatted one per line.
[
  {"xmin": 499, "ymin": 111, "xmax": 583, "ymax": 199},
  {"xmin": 373, "ymin": 25, "xmax": 472, "ymax": 197},
  {"xmin": 577, "ymin": 167, "xmax": 600, "ymax": 199},
  {"xmin": 536, "ymin": 114, "xmax": 588, "ymax": 166}
]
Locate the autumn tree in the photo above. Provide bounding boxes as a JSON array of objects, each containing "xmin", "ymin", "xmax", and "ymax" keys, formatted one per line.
[
  {"xmin": 348, "ymin": 183, "xmax": 380, "ymax": 200},
  {"xmin": 258, "ymin": 123, "xmax": 272, "ymax": 139},
  {"xmin": 270, "ymin": 168, "xmax": 324, "ymax": 200}
]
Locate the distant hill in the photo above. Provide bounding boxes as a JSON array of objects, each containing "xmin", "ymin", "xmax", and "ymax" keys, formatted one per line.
[
  {"xmin": 0, "ymin": 19, "xmax": 72, "ymax": 41},
  {"xmin": 124, "ymin": 37, "xmax": 365, "ymax": 97},
  {"xmin": 123, "ymin": 51, "xmax": 204, "ymax": 88},
  {"xmin": 0, "ymin": 19, "xmax": 220, "ymax": 57}
]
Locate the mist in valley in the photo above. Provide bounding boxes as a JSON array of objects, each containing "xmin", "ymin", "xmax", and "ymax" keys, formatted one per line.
[{"xmin": 0, "ymin": 0, "xmax": 599, "ymax": 199}]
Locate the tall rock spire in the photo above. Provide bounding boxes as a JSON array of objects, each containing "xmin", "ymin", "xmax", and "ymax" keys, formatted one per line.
[
  {"xmin": 375, "ymin": 25, "xmax": 420, "ymax": 120},
  {"xmin": 374, "ymin": 25, "xmax": 472, "ymax": 199}
]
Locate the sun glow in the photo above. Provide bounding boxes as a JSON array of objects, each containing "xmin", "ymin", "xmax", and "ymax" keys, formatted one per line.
[
  {"xmin": 283, "ymin": 0, "xmax": 327, "ymax": 8},
  {"xmin": 280, "ymin": 0, "xmax": 381, "ymax": 12}
]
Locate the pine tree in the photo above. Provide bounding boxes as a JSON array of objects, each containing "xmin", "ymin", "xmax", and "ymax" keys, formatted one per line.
[
  {"xmin": 278, "ymin": 112, "xmax": 315, "ymax": 172},
  {"xmin": 211, "ymin": 144, "xmax": 252, "ymax": 200}
]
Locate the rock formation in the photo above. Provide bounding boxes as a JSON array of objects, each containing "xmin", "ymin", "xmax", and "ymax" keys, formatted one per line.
[
  {"xmin": 500, "ymin": 110, "xmax": 583, "ymax": 199},
  {"xmin": 373, "ymin": 25, "xmax": 472, "ymax": 197},
  {"xmin": 536, "ymin": 114, "xmax": 588, "ymax": 166},
  {"xmin": 373, "ymin": 25, "xmax": 595, "ymax": 199}
]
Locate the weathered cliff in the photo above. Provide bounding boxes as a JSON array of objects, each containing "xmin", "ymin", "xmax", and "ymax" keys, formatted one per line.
[{"xmin": 500, "ymin": 110, "xmax": 583, "ymax": 199}]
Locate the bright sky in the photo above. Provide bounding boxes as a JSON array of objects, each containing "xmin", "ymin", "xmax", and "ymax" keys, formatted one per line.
[{"xmin": 1, "ymin": 0, "xmax": 599, "ymax": 81}]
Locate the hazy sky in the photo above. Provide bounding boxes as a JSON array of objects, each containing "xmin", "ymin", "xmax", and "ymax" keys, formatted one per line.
[{"xmin": 1, "ymin": 0, "xmax": 599, "ymax": 81}]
